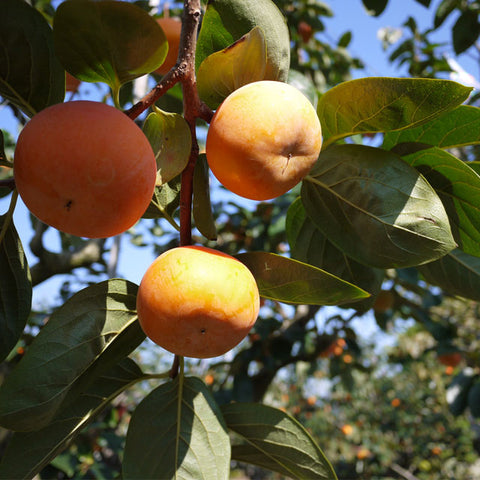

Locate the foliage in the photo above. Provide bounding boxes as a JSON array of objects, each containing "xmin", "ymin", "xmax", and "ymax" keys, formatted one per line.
[{"xmin": 0, "ymin": 0, "xmax": 480, "ymax": 478}]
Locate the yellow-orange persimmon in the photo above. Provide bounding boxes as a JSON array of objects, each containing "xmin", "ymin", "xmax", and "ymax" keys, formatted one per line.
[
  {"xmin": 156, "ymin": 17, "xmax": 182, "ymax": 75},
  {"xmin": 205, "ymin": 80, "xmax": 323, "ymax": 201},
  {"xmin": 14, "ymin": 101, "xmax": 156, "ymax": 238},
  {"xmin": 136, "ymin": 245, "xmax": 260, "ymax": 359}
]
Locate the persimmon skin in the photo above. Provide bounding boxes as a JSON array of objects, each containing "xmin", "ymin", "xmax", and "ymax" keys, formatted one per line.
[
  {"xmin": 155, "ymin": 17, "xmax": 182, "ymax": 75},
  {"xmin": 14, "ymin": 101, "xmax": 156, "ymax": 239},
  {"xmin": 136, "ymin": 246, "xmax": 260, "ymax": 359},
  {"xmin": 205, "ymin": 80, "xmax": 323, "ymax": 201}
]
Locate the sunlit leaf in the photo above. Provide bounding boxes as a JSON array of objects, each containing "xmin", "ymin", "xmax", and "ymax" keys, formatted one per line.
[
  {"xmin": 0, "ymin": 216, "xmax": 32, "ymax": 362},
  {"xmin": 0, "ymin": 279, "xmax": 144, "ymax": 432},
  {"xmin": 193, "ymin": 155, "xmax": 217, "ymax": 241},
  {"xmin": 0, "ymin": 358, "xmax": 144, "ymax": 480},
  {"xmin": 0, "ymin": 0, "xmax": 64, "ymax": 117},
  {"xmin": 286, "ymin": 199, "xmax": 383, "ymax": 312},
  {"xmin": 418, "ymin": 249, "xmax": 480, "ymax": 301},
  {"xmin": 383, "ymin": 105, "xmax": 480, "ymax": 150},
  {"xmin": 197, "ymin": 26, "xmax": 267, "ymax": 109},
  {"xmin": 403, "ymin": 147, "xmax": 480, "ymax": 257},
  {"xmin": 143, "ymin": 107, "xmax": 191, "ymax": 186},
  {"xmin": 302, "ymin": 144, "xmax": 456, "ymax": 269},
  {"xmin": 123, "ymin": 376, "xmax": 230, "ymax": 480},
  {"xmin": 237, "ymin": 251, "xmax": 369, "ymax": 305},
  {"xmin": 222, "ymin": 402, "xmax": 338, "ymax": 479},
  {"xmin": 53, "ymin": 0, "xmax": 167, "ymax": 91},
  {"xmin": 142, "ymin": 176, "xmax": 181, "ymax": 230},
  {"xmin": 317, "ymin": 77, "xmax": 472, "ymax": 147},
  {"xmin": 196, "ymin": 0, "xmax": 290, "ymax": 83}
]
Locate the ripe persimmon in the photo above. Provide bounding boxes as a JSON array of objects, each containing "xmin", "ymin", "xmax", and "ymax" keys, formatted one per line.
[
  {"xmin": 155, "ymin": 17, "xmax": 182, "ymax": 75},
  {"xmin": 205, "ymin": 80, "xmax": 322, "ymax": 200},
  {"xmin": 136, "ymin": 245, "xmax": 260, "ymax": 359},
  {"xmin": 14, "ymin": 100, "xmax": 156, "ymax": 238}
]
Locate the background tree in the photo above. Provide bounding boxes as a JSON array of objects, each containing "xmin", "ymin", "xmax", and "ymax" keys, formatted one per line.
[{"xmin": 1, "ymin": 0, "xmax": 480, "ymax": 478}]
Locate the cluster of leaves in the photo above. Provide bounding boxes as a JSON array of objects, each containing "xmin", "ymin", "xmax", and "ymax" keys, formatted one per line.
[{"xmin": 1, "ymin": 0, "xmax": 480, "ymax": 478}]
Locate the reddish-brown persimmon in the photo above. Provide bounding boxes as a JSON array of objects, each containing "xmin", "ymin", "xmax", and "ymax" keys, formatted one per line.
[
  {"xmin": 136, "ymin": 245, "xmax": 260, "ymax": 359},
  {"xmin": 205, "ymin": 80, "xmax": 323, "ymax": 201},
  {"xmin": 156, "ymin": 17, "xmax": 182, "ymax": 75},
  {"xmin": 14, "ymin": 100, "xmax": 156, "ymax": 238}
]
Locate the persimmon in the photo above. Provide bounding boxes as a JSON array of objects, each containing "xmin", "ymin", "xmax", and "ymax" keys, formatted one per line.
[
  {"xmin": 14, "ymin": 100, "xmax": 156, "ymax": 238},
  {"xmin": 373, "ymin": 289, "xmax": 395, "ymax": 313},
  {"xmin": 205, "ymin": 80, "xmax": 323, "ymax": 201},
  {"xmin": 155, "ymin": 17, "xmax": 182, "ymax": 75},
  {"xmin": 438, "ymin": 351, "xmax": 462, "ymax": 367},
  {"xmin": 136, "ymin": 245, "xmax": 260, "ymax": 359}
]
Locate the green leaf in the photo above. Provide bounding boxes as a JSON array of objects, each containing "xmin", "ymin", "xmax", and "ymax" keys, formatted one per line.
[
  {"xmin": 383, "ymin": 106, "xmax": 480, "ymax": 151},
  {"xmin": 0, "ymin": 358, "xmax": 144, "ymax": 480},
  {"xmin": 288, "ymin": 70, "xmax": 318, "ymax": 109},
  {"xmin": 468, "ymin": 380, "xmax": 480, "ymax": 418},
  {"xmin": 0, "ymin": 216, "xmax": 32, "ymax": 362},
  {"xmin": 418, "ymin": 249, "xmax": 480, "ymax": 301},
  {"xmin": 0, "ymin": 0, "xmax": 64, "ymax": 117},
  {"xmin": 143, "ymin": 107, "xmax": 192, "ymax": 186},
  {"xmin": 0, "ymin": 279, "xmax": 144, "ymax": 432},
  {"xmin": 222, "ymin": 402, "xmax": 337, "ymax": 480},
  {"xmin": 236, "ymin": 251, "xmax": 369, "ymax": 306},
  {"xmin": 286, "ymin": 199, "xmax": 383, "ymax": 312},
  {"xmin": 317, "ymin": 78, "xmax": 472, "ymax": 148},
  {"xmin": 446, "ymin": 368, "xmax": 476, "ymax": 416},
  {"xmin": 403, "ymin": 147, "xmax": 480, "ymax": 257},
  {"xmin": 361, "ymin": 0, "xmax": 388, "ymax": 16},
  {"xmin": 434, "ymin": 0, "xmax": 458, "ymax": 29},
  {"xmin": 142, "ymin": 177, "xmax": 181, "ymax": 230},
  {"xmin": 302, "ymin": 144, "xmax": 456, "ymax": 269},
  {"xmin": 53, "ymin": 0, "xmax": 167, "ymax": 92},
  {"xmin": 196, "ymin": 0, "xmax": 290, "ymax": 84},
  {"xmin": 452, "ymin": 10, "xmax": 480, "ymax": 55},
  {"xmin": 123, "ymin": 376, "xmax": 230, "ymax": 480},
  {"xmin": 197, "ymin": 26, "xmax": 267, "ymax": 109},
  {"xmin": 193, "ymin": 155, "xmax": 217, "ymax": 241}
]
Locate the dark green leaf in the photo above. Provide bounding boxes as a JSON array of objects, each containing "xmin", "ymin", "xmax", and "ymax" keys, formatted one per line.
[
  {"xmin": 196, "ymin": 0, "xmax": 290, "ymax": 83},
  {"xmin": 286, "ymin": 199, "xmax": 383, "ymax": 312},
  {"xmin": 383, "ymin": 105, "xmax": 480, "ymax": 151},
  {"xmin": 414, "ymin": 0, "xmax": 431, "ymax": 7},
  {"xmin": 0, "ymin": 0, "xmax": 64, "ymax": 117},
  {"xmin": 361, "ymin": 0, "xmax": 388, "ymax": 16},
  {"xmin": 468, "ymin": 380, "xmax": 480, "ymax": 418},
  {"xmin": 236, "ymin": 251, "xmax": 369, "ymax": 305},
  {"xmin": 123, "ymin": 376, "xmax": 230, "ymax": 480},
  {"xmin": 338, "ymin": 31, "xmax": 352, "ymax": 48},
  {"xmin": 317, "ymin": 78, "xmax": 472, "ymax": 147},
  {"xmin": 418, "ymin": 249, "xmax": 480, "ymax": 301},
  {"xmin": 143, "ymin": 107, "xmax": 191, "ymax": 186},
  {"xmin": 434, "ymin": 0, "xmax": 459, "ymax": 29},
  {"xmin": 0, "ymin": 279, "xmax": 144, "ymax": 432},
  {"xmin": 446, "ymin": 368, "xmax": 476, "ymax": 416},
  {"xmin": 53, "ymin": 0, "xmax": 167, "ymax": 90},
  {"xmin": 452, "ymin": 10, "xmax": 480, "ymax": 55},
  {"xmin": 0, "ymin": 358, "xmax": 143, "ymax": 480},
  {"xmin": 403, "ymin": 147, "xmax": 480, "ymax": 257},
  {"xmin": 302, "ymin": 144, "xmax": 456, "ymax": 269},
  {"xmin": 222, "ymin": 402, "xmax": 337, "ymax": 479},
  {"xmin": 193, "ymin": 155, "xmax": 217, "ymax": 241},
  {"xmin": 197, "ymin": 26, "xmax": 267, "ymax": 109},
  {"xmin": 0, "ymin": 216, "xmax": 32, "ymax": 362}
]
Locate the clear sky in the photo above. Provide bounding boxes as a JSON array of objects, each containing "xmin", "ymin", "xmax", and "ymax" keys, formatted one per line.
[{"xmin": 1, "ymin": 0, "xmax": 479, "ymax": 309}]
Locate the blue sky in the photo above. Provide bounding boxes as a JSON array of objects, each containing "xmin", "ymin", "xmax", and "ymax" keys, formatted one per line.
[{"xmin": 1, "ymin": 0, "xmax": 479, "ymax": 309}]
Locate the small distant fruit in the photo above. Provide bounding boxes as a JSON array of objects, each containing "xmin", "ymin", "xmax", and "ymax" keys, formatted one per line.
[{"xmin": 156, "ymin": 17, "xmax": 182, "ymax": 75}]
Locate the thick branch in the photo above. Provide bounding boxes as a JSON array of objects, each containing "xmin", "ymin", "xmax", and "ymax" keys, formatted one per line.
[{"xmin": 29, "ymin": 222, "xmax": 105, "ymax": 286}]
